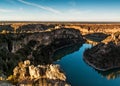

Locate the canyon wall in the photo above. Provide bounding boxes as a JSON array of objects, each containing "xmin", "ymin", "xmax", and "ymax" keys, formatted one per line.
[
  {"xmin": 12, "ymin": 28, "xmax": 84, "ymax": 53},
  {"xmin": 65, "ymin": 24, "xmax": 120, "ymax": 35},
  {"xmin": 0, "ymin": 27, "xmax": 84, "ymax": 86}
]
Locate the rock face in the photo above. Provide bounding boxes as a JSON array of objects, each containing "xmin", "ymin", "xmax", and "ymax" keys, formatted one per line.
[
  {"xmin": 102, "ymin": 32, "xmax": 120, "ymax": 44},
  {"xmin": 12, "ymin": 28, "xmax": 84, "ymax": 52},
  {"xmin": 65, "ymin": 24, "xmax": 120, "ymax": 44},
  {"xmin": 9, "ymin": 60, "xmax": 70, "ymax": 86},
  {"xmin": 84, "ymin": 42, "xmax": 120, "ymax": 71},
  {"xmin": 0, "ymin": 27, "xmax": 84, "ymax": 53},
  {"xmin": 0, "ymin": 27, "xmax": 84, "ymax": 76},
  {"xmin": 13, "ymin": 28, "xmax": 84, "ymax": 65},
  {"xmin": 65, "ymin": 24, "xmax": 120, "ymax": 35}
]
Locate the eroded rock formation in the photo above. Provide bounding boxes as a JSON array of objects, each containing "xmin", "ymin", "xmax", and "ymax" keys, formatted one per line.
[{"xmin": 8, "ymin": 60, "xmax": 70, "ymax": 86}]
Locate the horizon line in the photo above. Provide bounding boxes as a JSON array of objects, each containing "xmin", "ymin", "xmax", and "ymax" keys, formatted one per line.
[
  {"xmin": 1, "ymin": 20, "xmax": 120, "ymax": 24},
  {"xmin": 1, "ymin": 20, "xmax": 120, "ymax": 22}
]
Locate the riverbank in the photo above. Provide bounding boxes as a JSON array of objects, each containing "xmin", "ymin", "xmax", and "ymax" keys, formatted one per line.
[{"xmin": 83, "ymin": 55, "xmax": 120, "ymax": 71}]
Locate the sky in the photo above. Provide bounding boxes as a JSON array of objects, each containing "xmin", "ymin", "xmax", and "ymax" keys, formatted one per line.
[{"xmin": 0, "ymin": 0, "xmax": 120, "ymax": 21}]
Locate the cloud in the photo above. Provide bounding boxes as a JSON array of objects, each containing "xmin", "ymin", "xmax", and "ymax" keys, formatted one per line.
[
  {"xmin": 0, "ymin": 8, "xmax": 14, "ymax": 13},
  {"xmin": 18, "ymin": 0, "xmax": 61, "ymax": 14}
]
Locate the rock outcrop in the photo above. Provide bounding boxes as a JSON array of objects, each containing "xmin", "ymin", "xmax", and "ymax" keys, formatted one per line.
[
  {"xmin": 8, "ymin": 60, "xmax": 70, "ymax": 86},
  {"xmin": 84, "ymin": 42, "xmax": 120, "ymax": 71}
]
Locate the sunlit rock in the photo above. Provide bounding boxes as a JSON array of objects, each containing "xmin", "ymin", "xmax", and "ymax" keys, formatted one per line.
[
  {"xmin": 29, "ymin": 65, "xmax": 40, "ymax": 79},
  {"xmin": 10, "ymin": 60, "xmax": 70, "ymax": 86},
  {"xmin": 46, "ymin": 64, "xmax": 66, "ymax": 81}
]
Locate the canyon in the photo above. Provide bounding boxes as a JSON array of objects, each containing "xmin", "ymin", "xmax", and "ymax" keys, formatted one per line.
[
  {"xmin": 0, "ymin": 26, "xmax": 84, "ymax": 85},
  {"xmin": 0, "ymin": 22, "xmax": 120, "ymax": 85}
]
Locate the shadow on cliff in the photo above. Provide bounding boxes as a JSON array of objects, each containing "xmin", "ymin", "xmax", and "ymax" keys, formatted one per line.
[
  {"xmin": 53, "ymin": 43, "xmax": 82, "ymax": 61},
  {"xmin": 32, "ymin": 39, "xmax": 84, "ymax": 65}
]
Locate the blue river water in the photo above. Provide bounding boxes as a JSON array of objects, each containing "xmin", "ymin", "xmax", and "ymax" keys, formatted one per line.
[{"xmin": 55, "ymin": 44, "xmax": 120, "ymax": 86}]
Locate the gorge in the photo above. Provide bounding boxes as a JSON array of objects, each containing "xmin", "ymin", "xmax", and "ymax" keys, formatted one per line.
[
  {"xmin": 0, "ymin": 26, "xmax": 84, "ymax": 86},
  {"xmin": 0, "ymin": 22, "xmax": 120, "ymax": 86}
]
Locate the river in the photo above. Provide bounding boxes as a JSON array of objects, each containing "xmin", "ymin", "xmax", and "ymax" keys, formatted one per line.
[{"xmin": 54, "ymin": 44, "xmax": 120, "ymax": 86}]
